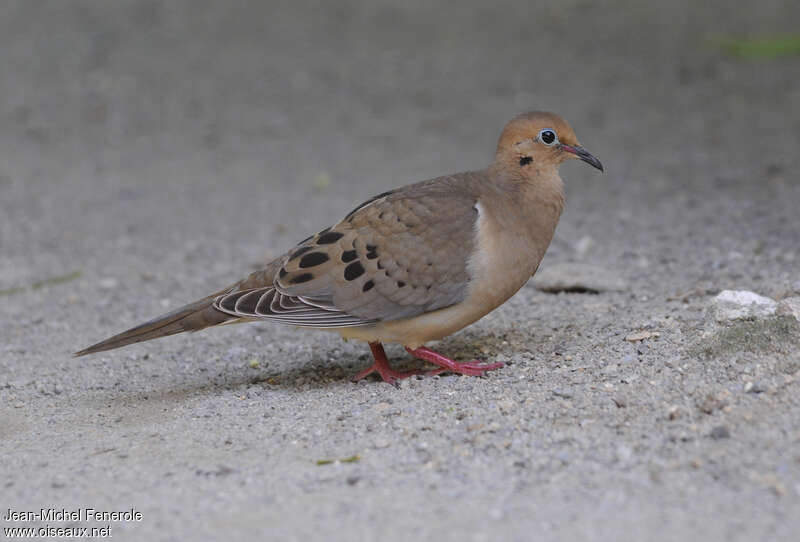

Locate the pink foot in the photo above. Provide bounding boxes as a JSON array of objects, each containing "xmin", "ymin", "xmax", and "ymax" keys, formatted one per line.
[
  {"xmin": 405, "ymin": 346, "xmax": 504, "ymax": 377},
  {"xmin": 352, "ymin": 343, "xmax": 424, "ymax": 384}
]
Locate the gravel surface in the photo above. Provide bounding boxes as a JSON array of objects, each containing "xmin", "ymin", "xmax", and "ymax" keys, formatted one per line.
[{"xmin": 2, "ymin": 1, "xmax": 799, "ymax": 540}]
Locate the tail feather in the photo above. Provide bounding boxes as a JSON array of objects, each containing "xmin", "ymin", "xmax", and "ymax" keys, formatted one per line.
[{"xmin": 74, "ymin": 295, "xmax": 234, "ymax": 356}]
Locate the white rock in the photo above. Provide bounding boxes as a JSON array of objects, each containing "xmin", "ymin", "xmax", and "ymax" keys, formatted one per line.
[
  {"xmin": 776, "ymin": 296, "xmax": 800, "ymax": 321},
  {"xmin": 712, "ymin": 290, "xmax": 777, "ymax": 322}
]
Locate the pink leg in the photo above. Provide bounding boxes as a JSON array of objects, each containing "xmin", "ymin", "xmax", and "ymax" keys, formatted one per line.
[
  {"xmin": 352, "ymin": 342, "xmax": 425, "ymax": 384},
  {"xmin": 405, "ymin": 346, "xmax": 504, "ymax": 377}
]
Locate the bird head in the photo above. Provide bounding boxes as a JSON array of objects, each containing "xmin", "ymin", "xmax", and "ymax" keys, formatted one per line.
[{"xmin": 495, "ymin": 111, "xmax": 603, "ymax": 174}]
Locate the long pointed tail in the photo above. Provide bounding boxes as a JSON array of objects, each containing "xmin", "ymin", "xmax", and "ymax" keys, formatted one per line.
[{"xmin": 74, "ymin": 295, "xmax": 234, "ymax": 356}]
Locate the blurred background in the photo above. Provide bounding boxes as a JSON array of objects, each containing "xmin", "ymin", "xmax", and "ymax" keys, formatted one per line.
[
  {"xmin": 1, "ymin": 1, "xmax": 799, "ymax": 540},
  {"xmin": 2, "ymin": 0, "xmax": 798, "ymax": 296}
]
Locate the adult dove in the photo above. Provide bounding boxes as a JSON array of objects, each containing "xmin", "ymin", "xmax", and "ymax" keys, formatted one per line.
[{"xmin": 76, "ymin": 112, "xmax": 603, "ymax": 383}]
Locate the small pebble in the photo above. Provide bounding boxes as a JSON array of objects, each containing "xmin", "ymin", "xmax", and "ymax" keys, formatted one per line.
[
  {"xmin": 497, "ymin": 399, "xmax": 515, "ymax": 413},
  {"xmin": 744, "ymin": 381, "xmax": 766, "ymax": 394},
  {"xmin": 709, "ymin": 426, "xmax": 731, "ymax": 440},
  {"xmin": 667, "ymin": 405, "xmax": 683, "ymax": 420},
  {"xmin": 552, "ymin": 388, "xmax": 573, "ymax": 399},
  {"xmin": 98, "ymin": 277, "xmax": 119, "ymax": 289},
  {"xmin": 625, "ymin": 330, "xmax": 661, "ymax": 342}
]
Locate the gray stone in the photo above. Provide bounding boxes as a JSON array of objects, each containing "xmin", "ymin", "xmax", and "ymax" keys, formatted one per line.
[
  {"xmin": 533, "ymin": 263, "xmax": 628, "ymax": 293},
  {"xmin": 776, "ymin": 296, "xmax": 800, "ymax": 321}
]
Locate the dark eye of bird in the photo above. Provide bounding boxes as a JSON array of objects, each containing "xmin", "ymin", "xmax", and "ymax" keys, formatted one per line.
[{"xmin": 540, "ymin": 130, "xmax": 556, "ymax": 145}]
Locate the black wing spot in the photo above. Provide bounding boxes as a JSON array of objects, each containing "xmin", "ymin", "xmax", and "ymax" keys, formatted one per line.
[
  {"xmin": 290, "ymin": 273, "xmax": 314, "ymax": 284},
  {"xmin": 341, "ymin": 250, "xmax": 358, "ymax": 263},
  {"xmin": 362, "ymin": 280, "xmax": 375, "ymax": 292},
  {"xmin": 299, "ymin": 252, "xmax": 330, "ymax": 268},
  {"xmin": 397, "ymin": 281, "xmax": 406, "ymax": 288},
  {"xmin": 519, "ymin": 156, "xmax": 533, "ymax": 166},
  {"xmin": 344, "ymin": 261, "xmax": 365, "ymax": 281},
  {"xmin": 317, "ymin": 231, "xmax": 344, "ymax": 244},
  {"xmin": 366, "ymin": 244, "xmax": 378, "ymax": 259},
  {"xmin": 376, "ymin": 260, "xmax": 384, "ymax": 270},
  {"xmin": 289, "ymin": 246, "xmax": 313, "ymax": 261}
]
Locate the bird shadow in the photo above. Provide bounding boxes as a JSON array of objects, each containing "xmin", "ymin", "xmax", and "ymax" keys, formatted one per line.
[
  {"xmin": 70, "ymin": 327, "xmax": 539, "ymax": 424},
  {"xmin": 260, "ymin": 326, "xmax": 535, "ymax": 390}
]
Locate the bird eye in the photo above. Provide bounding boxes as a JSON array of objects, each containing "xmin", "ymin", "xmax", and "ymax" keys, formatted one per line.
[{"xmin": 538, "ymin": 129, "xmax": 557, "ymax": 146}]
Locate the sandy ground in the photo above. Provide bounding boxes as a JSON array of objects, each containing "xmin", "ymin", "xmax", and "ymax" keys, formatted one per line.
[{"xmin": 2, "ymin": 1, "xmax": 799, "ymax": 540}]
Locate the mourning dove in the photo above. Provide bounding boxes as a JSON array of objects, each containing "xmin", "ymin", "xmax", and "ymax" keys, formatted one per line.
[{"xmin": 76, "ymin": 111, "xmax": 603, "ymax": 383}]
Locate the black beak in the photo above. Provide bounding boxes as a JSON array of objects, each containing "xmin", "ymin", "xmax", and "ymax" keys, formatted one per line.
[{"xmin": 560, "ymin": 144, "xmax": 604, "ymax": 171}]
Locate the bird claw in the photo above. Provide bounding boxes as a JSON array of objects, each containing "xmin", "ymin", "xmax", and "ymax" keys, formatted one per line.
[
  {"xmin": 352, "ymin": 343, "xmax": 504, "ymax": 384},
  {"xmin": 351, "ymin": 363, "xmax": 424, "ymax": 385},
  {"xmin": 352, "ymin": 342, "xmax": 425, "ymax": 385}
]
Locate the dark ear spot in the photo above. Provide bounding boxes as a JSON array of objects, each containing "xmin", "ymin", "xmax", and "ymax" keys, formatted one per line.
[{"xmin": 519, "ymin": 156, "xmax": 533, "ymax": 166}]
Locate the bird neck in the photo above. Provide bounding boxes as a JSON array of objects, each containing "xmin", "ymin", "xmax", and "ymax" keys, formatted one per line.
[{"xmin": 485, "ymin": 163, "xmax": 566, "ymax": 224}]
